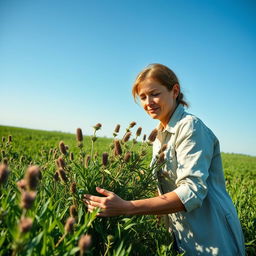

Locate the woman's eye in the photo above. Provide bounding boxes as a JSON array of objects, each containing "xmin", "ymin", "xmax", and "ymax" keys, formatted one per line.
[{"xmin": 152, "ymin": 93, "xmax": 160, "ymax": 97}]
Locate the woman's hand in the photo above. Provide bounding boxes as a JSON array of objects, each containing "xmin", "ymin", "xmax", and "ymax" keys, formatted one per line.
[{"xmin": 83, "ymin": 187, "xmax": 133, "ymax": 217}]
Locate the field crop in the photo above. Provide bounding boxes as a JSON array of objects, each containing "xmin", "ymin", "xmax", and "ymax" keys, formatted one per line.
[{"xmin": 0, "ymin": 125, "xmax": 255, "ymax": 255}]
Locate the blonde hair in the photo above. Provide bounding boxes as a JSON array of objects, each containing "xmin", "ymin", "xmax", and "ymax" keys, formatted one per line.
[{"xmin": 132, "ymin": 63, "xmax": 188, "ymax": 107}]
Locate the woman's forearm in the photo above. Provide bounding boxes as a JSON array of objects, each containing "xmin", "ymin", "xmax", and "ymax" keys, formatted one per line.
[{"xmin": 127, "ymin": 191, "xmax": 185, "ymax": 215}]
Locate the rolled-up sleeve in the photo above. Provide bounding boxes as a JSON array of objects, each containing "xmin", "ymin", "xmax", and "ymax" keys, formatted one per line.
[{"xmin": 173, "ymin": 117, "xmax": 214, "ymax": 212}]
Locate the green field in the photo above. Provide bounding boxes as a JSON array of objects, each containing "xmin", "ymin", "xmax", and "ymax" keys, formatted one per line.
[{"xmin": 0, "ymin": 125, "xmax": 255, "ymax": 255}]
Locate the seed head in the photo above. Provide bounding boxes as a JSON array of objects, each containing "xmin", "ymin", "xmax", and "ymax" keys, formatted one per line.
[
  {"xmin": 65, "ymin": 217, "xmax": 75, "ymax": 233},
  {"xmin": 114, "ymin": 124, "xmax": 120, "ymax": 133},
  {"xmin": 58, "ymin": 168, "xmax": 68, "ymax": 182},
  {"xmin": 70, "ymin": 182, "xmax": 77, "ymax": 194},
  {"xmin": 17, "ymin": 179, "xmax": 27, "ymax": 191},
  {"xmin": 136, "ymin": 127, "xmax": 142, "ymax": 137},
  {"xmin": 114, "ymin": 140, "xmax": 122, "ymax": 156},
  {"xmin": 19, "ymin": 217, "xmax": 33, "ymax": 233},
  {"xmin": 102, "ymin": 152, "xmax": 109, "ymax": 166},
  {"xmin": 69, "ymin": 205, "xmax": 77, "ymax": 218},
  {"xmin": 8, "ymin": 135, "xmax": 12, "ymax": 143},
  {"xmin": 76, "ymin": 128, "xmax": 83, "ymax": 142},
  {"xmin": 78, "ymin": 234, "xmax": 92, "ymax": 254},
  {"xmin": 59, "ymin": 141, "xmax": 67, "ymax": 155},
  {"xmin": 0, "ymin": 164, "xmax": 9, "ymax": 185},
  {"xmin": 124, "ymin": 152, "xmax": 131, "ymax": 162},
  {"xmin": 84, "ymin": 155, "xmax": 91, "ymax": 168},
  {"xmin": 143, "ymin": 134, "xmax": 147, "ymax": 141},
  {"xmin": 122, "ymin": 132, "xmax": 131, "ymax": 143},
  {"xmin": 93, "ymin": 123, "xmax": 102, "ymax": 131},
  {"xmin": 1, "ymin": 150, "xmax": 5, "ymax": 157},
  {"xmin": 69, "ymin": 152, "xmax": 74, "ymax": 161},
  {"xmin": 129, "ymin": 121, "xmax": 136, "ymax": 128},
  {"xmin": 2, "ymin": 137, "xmax": 5, "ymax": 143},
  {"xmin": 20, "ymin": 191, "xmax": 36, "ymax": 209},
  {"xmin": 57, "ymin": 156, "xmax": 65, "ymax": 169},
  {"xmin": 148, "ymin": 128, "xmax": 158, "ymax": 142},
  {"xmin": 25, "ymin": 165, "xmax": 41, "ymax": 191}
]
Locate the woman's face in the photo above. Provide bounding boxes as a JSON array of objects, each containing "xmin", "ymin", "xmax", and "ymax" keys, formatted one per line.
[{"xmin": 137, "ymin": 78, "xmax": 179, "ymax": 127}]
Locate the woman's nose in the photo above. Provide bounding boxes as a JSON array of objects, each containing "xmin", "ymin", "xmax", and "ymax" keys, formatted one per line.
[{"xmin": 145, "ymin": 96, "xmax": 153, "ymax": 105}]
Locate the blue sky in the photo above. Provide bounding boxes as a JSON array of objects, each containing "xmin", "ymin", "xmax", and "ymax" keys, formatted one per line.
[{"xmin": 0, "ymin": 0, "xmax": 255, "ymax": 156}]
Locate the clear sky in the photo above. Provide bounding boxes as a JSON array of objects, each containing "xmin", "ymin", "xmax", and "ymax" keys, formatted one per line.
[{"xmin": 0, "ymin": 0, "xmax": 255, "ymax": 156}]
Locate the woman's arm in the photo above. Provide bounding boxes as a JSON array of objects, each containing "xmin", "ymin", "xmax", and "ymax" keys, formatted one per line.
[{"xmin": 83, "ymin": 187, "xmax": 185, "ymax": 217}]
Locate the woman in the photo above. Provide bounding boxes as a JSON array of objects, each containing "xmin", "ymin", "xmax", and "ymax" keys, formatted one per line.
[{"xmin": 84, "ymin": 64, "xmax": 245, "ymax": 255}]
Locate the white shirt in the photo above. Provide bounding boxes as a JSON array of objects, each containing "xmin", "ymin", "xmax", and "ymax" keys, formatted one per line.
[{"xmin": 151, "ymin": 104, "xmax": 245, "ymax": 255}]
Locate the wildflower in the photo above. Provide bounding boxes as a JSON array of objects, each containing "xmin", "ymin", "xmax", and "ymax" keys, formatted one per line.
[
  {"xmin": 102, "ymin": 152, "xmax": 109, "ymax": 167},
  {"xmin": 64, "ymin": 217, "xmax": 75, "ymax": 233},
  {"xmin": 59, "ymin": 141, "xmax": 67, "ymax": 155},
  {"xmin": 122, "ymin": 132, "xmax": 131, "ymax": 143},
  {"xmin": 70, "ymin": 205, "xmax": 77, "ymax": 218},
  {"xmin": 8, "ymin": 135, "xmax": 12, "ymax": 143},
  {"xmin": 84, "ymin": 155, "xmax": 91, "ymax": 168},
  {"xmin": 57, "ymin": 157, "xmax": 65, "ymax": 169},
  {"xmin": 124, "ymin": 152, "xmax": 131, "ymax": 162},
  {"xmin": 20, "ymin": 191, "xmax": 36, "ymax": 209},
  {"xmin": 17, "ymin": 179, "xmax": 27, "ymax": 191},
  {"xmin": 19, "ymin": 217, "xmax": 33, "ymax": 233},
  {"xmin": 25, "ymin": 165, "xmax": 41, "ymax": 191},
  {"xmin": 70, "ymin": 182, "xmax": 76, "ymax": 194},
  {"xmin": 2, "ymin": 137, "xmax": 5, "ymax": 142},
  {"xmin": 1, "ymin": 150, "xmax": 5, "ymax": 157},
  {"xmin": 78, "ymin": 234, "xmax": 92, "ymax": 254},
  {"xmin": 93, "ymin": 123, "xmax": 102, "ymax": 131},
  {"xmin": 114, "ymin": 140, "xmax": 122, "ymax": 156},
  {"xmin": 114, "ymin": 124, "xmax": 120, "ymax": 133},
  {"xmin": 143, "ymin": 134, "xmax": 147, "ymax": 141},
  {"xmin": 148, "ymin": 128, "xmax": 158, "ymax": 142},
  {"xmin": 69, "ymin": 152, "xmax": 74, "ymax": 161},
  {"xmin": 76, "ymin": 128, "xmax": 83, "ymax": 142},
  {"xmin": 58, "ymin": 168, "xmax": 68, "ymax": 182},
  {"xmin": 129, "ymin": 121, "xmax": 136, "ymax": 128},
  {"xmin": 0, "ymin": 164, "xmax": 9, "ymax": 185},
  {"xmin": 136, "ymin": 127, "xmax": 142, "ymax": 137}
]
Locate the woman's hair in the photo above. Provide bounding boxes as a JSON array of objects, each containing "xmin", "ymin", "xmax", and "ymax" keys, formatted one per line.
[{"xmin": 132, "ymin": 63, "xmax": 188, "ymax": 107}]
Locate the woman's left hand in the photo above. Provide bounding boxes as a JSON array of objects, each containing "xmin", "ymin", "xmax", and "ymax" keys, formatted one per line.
[{"xmin": 83, "ymin": 187, "xmax": 132, "ymax": 217}]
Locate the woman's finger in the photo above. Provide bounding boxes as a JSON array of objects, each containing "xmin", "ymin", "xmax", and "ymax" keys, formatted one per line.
[
  {"xmin": 84, "ymin": 194, "xmax": 104, "ymax": 203},
  {"xmin": 96, "ymin": 187, "xmax": 113, "ymax": 197}
]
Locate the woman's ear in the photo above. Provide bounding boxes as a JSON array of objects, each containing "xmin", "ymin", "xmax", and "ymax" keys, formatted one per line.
[{"xmin": 173, "ymin": 84, "xmax": 180, "ymax": 99}]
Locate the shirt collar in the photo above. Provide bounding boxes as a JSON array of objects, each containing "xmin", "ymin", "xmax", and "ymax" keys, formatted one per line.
[{"xmin": 157, "ymin": 104, "xmax": 185, "ymax": 134}]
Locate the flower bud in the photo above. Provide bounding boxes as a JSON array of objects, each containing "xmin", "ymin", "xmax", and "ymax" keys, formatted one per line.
[
  {"xmin": 93, "ymin": 123, "xmax": 102, "ymax": 131},
  {"xmin": 25, "ymin": 165, "xmax": 41, "ymax": 191},
  {"xmin": 122, "ymin": 132, "xmax": 132, "ymax": 143},
  {"xmin": 102, "ymin": 152, "xmax": 109, "ymax": 167},
  {"xmin": 20, "ymin": 191, "xmax": 36, "ymax": 209},
  {"xmin": 129, "ymin": 121, "xmax": 136, "ymax": 128},
  {"xmin": 58, "ymin": 168, "xmax": 68, "ymax": 182},
  {"xmin": 78, "ymin": 234, "xmax": 92, "ymax": 254},
  {"xmin": 136, "ymin": 127, "xmax": 142, "ymax": 137},
  {"xmin": 114, "ymin": 124, "xmax": 120, "ymax": 133},
  {"xmin": 114, "ymin": 140, "xmax": 122, "ymax": 156},
  {"xmin": 19, "ymin": 217, "xmax": 33, "ymax": 233},
  {"xmin": 59, "ymin": 141, "xmax": 67, "ymax": 155},
  {"xmin": 64, "ymin": 217, "xmax": 75, "ymax": 233},
  {"xmin": 69, "ymin": 205, "xmax": 77, "ymax": 218},
  {"xmin": 148, "ymin": 128, "xmax": 158, "ymax": 142},
  {"xmin": 76, "ymin": 128, "xmax": 83, "ymax": 142}
]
